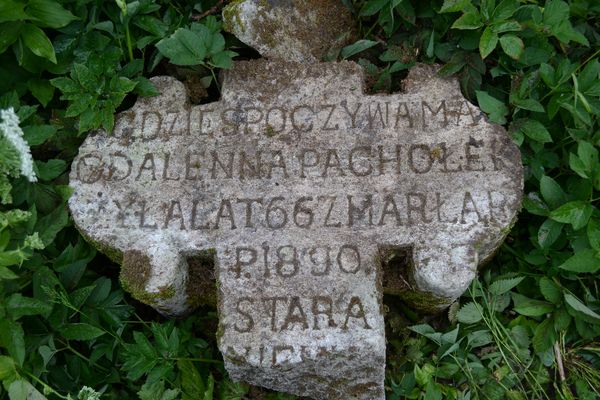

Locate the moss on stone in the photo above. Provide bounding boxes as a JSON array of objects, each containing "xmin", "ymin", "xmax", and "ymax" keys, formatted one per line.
[
  {"xmin": 186, "ymin": 249, "xmax": 218, "ymax": 308},
  {"xmin": 223, "ymin": 0, "xmax": 245, "ymax": 33}
]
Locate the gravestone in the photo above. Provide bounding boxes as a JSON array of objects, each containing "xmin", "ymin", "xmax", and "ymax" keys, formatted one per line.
[{"xmin": 68, "ymin": 2, "xmax": 523, "ymax": 399}]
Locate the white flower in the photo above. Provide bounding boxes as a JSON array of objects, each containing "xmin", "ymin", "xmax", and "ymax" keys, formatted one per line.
[{"xmin": 0, "ymin": 107, "xmax": 37, "ymax": 182}]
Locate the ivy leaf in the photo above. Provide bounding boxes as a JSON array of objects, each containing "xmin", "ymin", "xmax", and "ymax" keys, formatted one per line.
[
  {"xmin": 479, "ymin": 26, "xmax": 498, "ymax": 59},
  {"xmin": 550, "ymin": 201, "xmax": 593, "ymax": 230},
  {"xmin": 20, "ymin": 23, "xmax": 56, "ymax": 63},
  {"xmin": 558, "ymin": 249, "xmax": 600, "ymax": 273},
  {"xmin": 499, "ymin": 34, "xmax": 523, "ymax": 60}
]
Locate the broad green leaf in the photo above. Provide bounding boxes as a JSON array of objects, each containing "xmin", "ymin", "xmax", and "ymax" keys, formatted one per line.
[
  {"xmin": 558, "ymin": 249, "xmax": 600, "ymax": 273},
  {"xmin": 451, "ymin": 12, "xmax": 482, "ymax": 29},
  {"xmin": 476, "ymin": 90, "xmax": 508, "ymax": 124},
  {"xmin": 60, "ymin": 323, "xmax": 106, "ymax": 340},
  {"xmin": 34, "ymin": 204, "xmax": 69, "ymax": 245},
  {"xmin": 489, "ymin": 276, "xmax": 524, "ymax": 295},
  {"xmin": 26, "ymin": 0, "xmax": 78, "ymax": 29},
  {"xmin": 0, "ymin": 21, "xmax": 22, "ymax": 53},
  {"xmin": 479, "ymin": 26, "xmax": 498, "ymax": 59},
  {"xmin": 492, "ymin": 0, "xmax": 517, "ymax": 21},
  {"xmin": 8, "ymin": 380, "xmax": 47, "ymax": 400},
  {"xmin": 359, "ymin": 0, "xmax": 389, "ymax": 16},
  {"xmin": 520, "ymin": 119, "xmax": 552, "ymax": 143},
  {"xmin": 492, "ymin": 20, "xmax": 521, "ymax": 33},
  {"xmin": 539, "ymin": 277, "xmax": 562, "ymax": 304},
  {"xmin": 588, "ymin": 218, "xmax": 600, "ymax": 251},
  {"xmin": 7, "ymin": 293, "xmax": 52, "ymax": 319},
  {"xmin": 540, "ymin": 175, "xmax": 566, "ymax": 209},
  {"xmin": 138, "ymin": 380, "xmax": 180, "ymax": 400},
  {"xmin": 543, "ymin": 0, "xmax": 569, "ymax": 27},
  {"xmin": 35, "ymin": 159, "xmax": 67, "ymax": 181},
  {"xmin": 20, "ymin": 23, "xmax": 56, "ymax": 63},
  {"xmin": 0, "ymin": 319, "xmax": 25, "ymax": 366},
  {"xmin": 457, "ymin": 302, "xmax": 482, "ymax": 324},
  {"xmin": 512, "ymin": 98, "xmax": 544, "ymax": 112},
  {"xmin": 0, "ymin": 0, "xmax": 28, "ymax": 23},
  {"xmin": 550, "ymin": 201, "xmax": 593, "ymax": 230},
  {"xmin": 179, "ymin": 359, "xmax": 208, "ymax": 400},
  {"xmin": 440, "ymin": 0, "xmax": 473, "ymax": 13},
  {"xmin": 22, "ymin": 125, "xmax": 57, "ymax": 146},
  {"xmin": 210, "ymin": 50, "xmax": 235, "ymax": 69},
  {"xmin": 341, "ymin": 40, "xmax": 378, "ymax": 59},
  {"xmin": 0, "ymin": 355, "xmax": 16, "ymax": 380},
  {"xmin": 532, "ymin": 317, "xmax": 555, "ymax": 353},
  {"xmin": 156, "ymin": 28, "xmax": 207, "ymax": 66},
  {"xmin": 27, "ymin": 78, "xmax": 55, "ymax": 106},
  {"xmin": 499, "ymin": 34, "xmax": 523, "ymax": 60},
  {"xmin": 564, "ymin": 293, "xmax": 600, "ymax": 320},
  {"xmin": 512, "ymin": 293, "xmax": 555, "ymax": 316},
  {"xmin": 538, "ymin": 218, "xmax": 563, "ymax": 249},
  {"xmin": 0, "ymin": 266, "xmax": 18, "ymax": 279}
]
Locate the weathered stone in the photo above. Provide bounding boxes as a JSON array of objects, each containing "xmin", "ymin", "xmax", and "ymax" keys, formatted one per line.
[
  {"xmin": 68, "ymin": 61, "xmax": 522, "ymax": 399},
  {"xmin": 222, "ymin": 0, "xmax": 356, "ymax": 62}
]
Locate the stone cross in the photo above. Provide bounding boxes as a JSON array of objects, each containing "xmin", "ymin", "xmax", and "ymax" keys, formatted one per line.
[{"xmin": 68, "ymin": 2, "xmax": 523, "ymax": 399}]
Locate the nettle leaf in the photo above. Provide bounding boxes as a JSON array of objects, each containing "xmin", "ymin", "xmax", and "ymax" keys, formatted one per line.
[
  {"xmin": 511, "ymin": 293, "xmax": 554, "ymax": 316},
  {"xmin": 499, "ymin": 34, "xmax": 523, "ymax": 60},
  {"xmin": 20, "ymin": 23, "xmax": 56, "ymax": 63},
  {"xmin": 550, "ymin": 201, "xmax": 593, "ymax": 230},
  {"xmin": 156, "ymin": 28, "xmax": 207, "ymax": 66},
  {"xmin": 558, "ymin": 249, "xmax": 600, "ymax": 273},
  {"xmin": 456, "ymin": 302, "xmax": 482, "ymax": 324},
  {"xmin": 479, "ymin": 26, "xmax": 498, "ymax": 59},
  {"xmin": 476, "ymin": 90, "xmax": 508, "ymax": 124},
  {"xmin": 538, "ymin": 218, "xmax": 563, "ymax": 249},
  {"xmin": 489, "ymin": 276, "xmax": 524, "ymax": 295}
]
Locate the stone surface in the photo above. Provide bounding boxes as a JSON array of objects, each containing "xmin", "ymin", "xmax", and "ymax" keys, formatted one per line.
[
  {"xmin": 68, "ymin": 61, "xmax": 522, "ymax": 399},
  {"xmin": 222, "ymin": 0, "xmax": 356, "ymax": 62}
]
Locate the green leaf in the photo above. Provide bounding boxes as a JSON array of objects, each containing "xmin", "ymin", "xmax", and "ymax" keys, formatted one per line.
[
  {"xmin": 341, "ymin": 40, "xmax": 378, "ymax": 59},
  {"xmin": 512, "ymin": 98, "xmax": 544, "ymax": 112},
  {"xmin": 475, "ymin": 90, "xmax": 508, "ymax": 124},
  {"xmin": 558, "ymin": 249, "xmax": 600, "ymax": 273},
  {"xmin": 564, "ymin": 293, "xmax": 600, "ymax": 321},
  {"xmin": 440, "ymin": 0, "xmax": 473, "ymax": 13},
  {"xmin": 20, "ymin": 23, "xmax": 56, "ymax": 63},
  {"xmin": 60, "ymin": 323, "xmax": 106, "ymax": 340},
  {"xmin": 27, "ymin": 78, "xmax": 55, "ymax": 106},
  {"xmin": 492, "ymin": 0, "xmax": 518, "ymax": 20},
  {"xmin": 451, "ymin": 12, "xmax": 482, "ymax": 29},
  {"xmin": 543, "ymin": 0, "xmax": 570, "ymax": 27},
  {"xmin": 0, "ymin": 266, "xmax": 19, "ymax": 279},
  {"xmin": 532, "ymin": 317, "xmax": 555, "ymax": 353},
  {"xmin": 0, "ymin": 355, "xmax": 17, "ymax": 380},
  {"xmin": 538, "ymin": 218, "xmax": 563, "ymax": 249},
  {"xmin": 35, "ymin": 159, "xmax": 66, "ymax": 181},
  {"xmin": 588, "ymin": 218, "xmax": 600, "ymax": 251},
  {"xmin": 520, "ymin": 119, "xmax": 552, "ymax": 143},
  {"xmin": 0, "ymin": 319, "xmax": 25, "ymax": 366},
  {"xmin": 0, "ymin": 21, "xmax": 23, "ymax": 53},
  {"xmin": 0, "ymin": 0, "xmax": 28, "ymax": 23},
  {"xmin": 22, "ymin": 125, "xmax": 57, "ymax": 146},
  {"xmin": 512, "ymin": 293, "xmax": 555, "ymax": 316},
  {"xmin": 550, "ymin": 201, "xmax": 593, "ymax": 230},
  {"xmin": 7, "ymin": 379, "xmax": 46, "ymax": 400},
  {"xmin": 138, "ymin": 380, "xmax": 180, "ymax": 400},
  {"xmin": 25, "ymin": 0, "xmax": 78, "ymax": 29},
  {"xmin": 359, "ymin": 0, "xmax": 389, "ymax": 16},
  {"xmin": 457, "ymin": 302, "xmax": 482, "ymax": 324},
  {"xmin": 156, "ymin": 28, "xmax": 207, "ymax": 66},
  {"xmin": 540, "ymin": 175, "xmax": 566, "ymax": 209},
  {"xmin": 479, "ymin": 26, "xmax": 498, "ymax": 59},
  {"xmin": 489, "ymin": 276, "xmax": 524, "ymax": 295},
  {"xmin": 210, "ymin": 50, "xmax": 234, "ymax": 69},
  {"xmin": 499, "ymin": 34, "xmax": 523, "ymax": 60},
  {"xmin": 539, "ymin": 277, "xmax": 562, "ymax": 304},
  {"xmin": 34, "ymin": 204, "xmax": 68, "ymax": 246},
  {"xmin": 7, "ymin": 293, "xmax": 52, "ymax": 319}
]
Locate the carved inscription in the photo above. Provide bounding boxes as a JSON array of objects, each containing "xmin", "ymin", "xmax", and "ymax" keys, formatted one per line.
[{"xmin": 69, "ymin": 63, "xmax": 523, "ymax": 400}]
